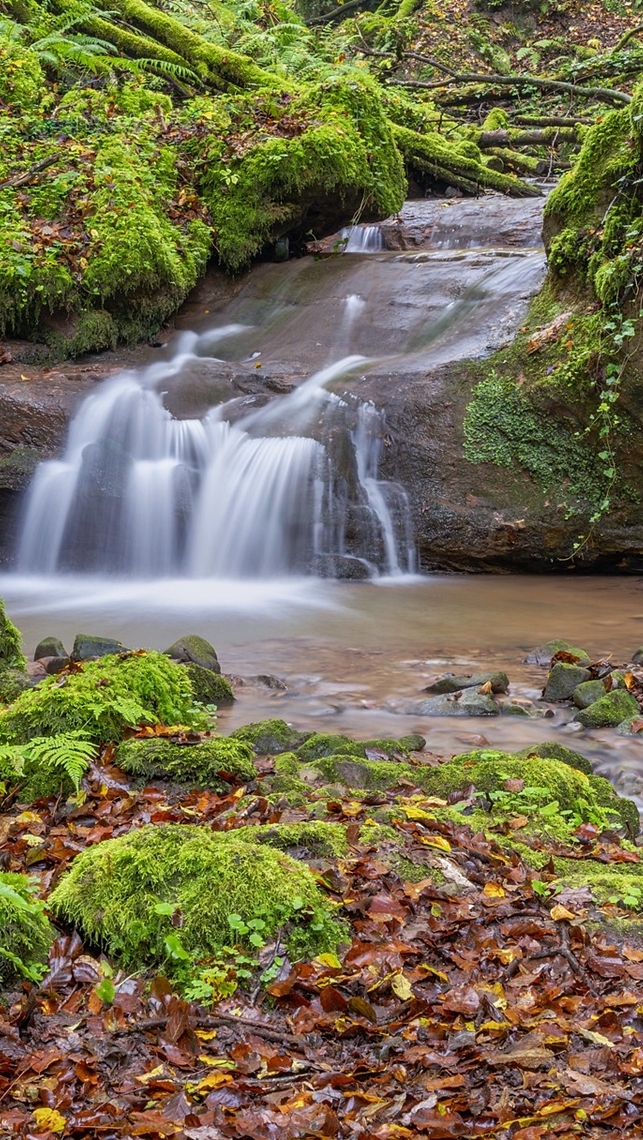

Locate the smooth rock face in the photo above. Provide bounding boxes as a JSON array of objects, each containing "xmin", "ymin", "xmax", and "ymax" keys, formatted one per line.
[
  {"xmin": 72, "ymin": 634, "xmax": 128, "ymax": 660},
  {"xmin": 573, "ymin": 678, "xmax": 608, "ymax": 709},
  {"xmin": 526, "ymin": 641, "xmax": 591, "ymax": 667},
  {"xmin": 34, "ymin": 637, "xmax": 67, "ymax": 661},
  {"xmin": 164, "ymin": 635, "xmax": 220, "ymax": 674},
  {"xmin": 423, "ymin": 671, "xmax": 509, "ymax": 695},
  {"xmin": 542, "ymin": 662, "xmax": 592, "ymax": 701},
  {"xmin": 575, "ymin": 690, "xmax": 639, "ymax": 728},
  {"xmin": 632, "ymin": 648, "xmax": 643, "ymax": 664},
  {"xmin": 406, "ymin": 688, "xmax": 499, "ymax": 717},
  {"xmin": 42, "ymin": 655, "xmax": 71, "ymax": 675}
]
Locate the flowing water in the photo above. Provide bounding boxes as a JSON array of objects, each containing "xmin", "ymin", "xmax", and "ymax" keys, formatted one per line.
[{"xmin": 8, "ymin": 196, "xmax": 641, "ymax": 806}]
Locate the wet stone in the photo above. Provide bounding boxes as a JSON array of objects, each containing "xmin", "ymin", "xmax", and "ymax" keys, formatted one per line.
[
  {"xmin": 406, "ymin": 688, "xmax": 500, "ymax": 717},
  {"xmin": 526, "ymin": 640, "xmax": 590, "ymax": 667},
  {"xmin": 574, "ymin": 690, "xmax": 639, "ymax": 729},
  {"xmin": 573, "ymin": 678, "xmax": 608, "ymax": 710},
  {"xmin": 164, "ymin": 634, "xmax": 220, "ymax": 674},
  {"xmin": 34, "ymin": 636, "xmax": 66, "ymax": 661},
  {"xmin": 72, "ymin": 634, "xmax": 128, "ymax": 660},
  {"xmin": 542, "ymin": 662, "xmax": 591, "ymax": 702},
  {"xmin": 423, "ymin": 671, "xmax": 509, "ymax": 695}
]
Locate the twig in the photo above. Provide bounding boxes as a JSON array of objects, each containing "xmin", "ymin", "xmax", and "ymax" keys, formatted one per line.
[
  {"xmin": 387, "ymin": 74, "xmax": 631, "ymax": 106},
  {"xmin": 0, "ymin": 155, "xmax": 59, "ymax": 191},
  {"xmin": 115, "ymin": 1010, "xmax": 300, "ymax": 1044}
]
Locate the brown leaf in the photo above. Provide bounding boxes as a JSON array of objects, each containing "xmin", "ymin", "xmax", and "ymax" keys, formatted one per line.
[
  {"xmin": 441, "ymin": 987, "xmax": 480, "ymax": 1016},
  {"xmin": 347, "ymin": 996, "xmax": 378, "ymax": 1023}
]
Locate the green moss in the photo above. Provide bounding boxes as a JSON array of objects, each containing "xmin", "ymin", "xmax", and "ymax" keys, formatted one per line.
[
  {"xmin": 230, "ymin": 719, "xmax": 307, "ymax": 755},
  {"xmin": 115, "ymin": 736, "xmax": 256, "ymax": 790},
  {"xmin": 297, "ymin": 733, "xmax": 366, "ymax": 763},
  {"xmin": 305, "ymin": 753, "xmax": 432, "ymax": 792},
  {"xmin": 359, "ymin": 821, "xmax": 401, "ymax": 846},
  {"xmin": 0, "ymin": 599, "xmax": 26, "ymax": 671},
  {"xmin": 234, "ymin": 821, "xmax": 348, "ymax": 858},
  {"xmin": 0, "ymin": 871, "xmax": 53, "ymax": 985},
  {"xmin": 574, "ymin": 689, "xmax": 639, "ymax": 728},
  {"xmin": 184, "ymin": 663, "xmax": 234, "ymax": 707},
  {"xmin": 394, "ymin": 856, "xmax": 445, "ymax": 884},
  {"xmin": 49, "ymin": 823, "xmax": 342, "ymax": 979},
  {"xmin": 551, "ymin": 857, "xmax": 643, "ymax": 910},
  {"xmin": 0, "ymin": 669, "xmax": 32, "ymax": 705},
  {"xmin": 0, "ymin": 651, "xmax": 201, "ymax": 745},
  {"xmin": 0, "ymin": 448, "xmax": 40, "ymax": 491},
  {"xmin": 514, "ymin": 741, "xmax": 593, "ymax": 777}
]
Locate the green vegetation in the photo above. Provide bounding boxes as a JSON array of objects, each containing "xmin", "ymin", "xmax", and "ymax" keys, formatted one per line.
[
  {"xmin": 116, "ymin": 735, "xmax": 256, "ymax": 790},
  {"xmin": 230, "ymin": 718, "xmax": 308, "ymax": 754},
  {"xmin": 0, "ymin": 871, "xmax": 53, "ymax": 983},
  {"xmin": 49, "ymin": 823, "xmax": 343, "ymax": 984},
  {"xmin": 0, "ymin": 599, "xmax": 26, "ymax": 672},
  {"xmin": 184, "ymin": 663, "xmax": 234, "ymax": 706}
]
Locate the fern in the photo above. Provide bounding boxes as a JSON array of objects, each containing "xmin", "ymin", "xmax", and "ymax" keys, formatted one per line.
[{"xmin": 23, "ymin": 732, "xmax": 98, "ymax": 791}]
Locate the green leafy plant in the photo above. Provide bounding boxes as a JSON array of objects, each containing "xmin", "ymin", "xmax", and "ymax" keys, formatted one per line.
[{"xmin": 0, "ymin": 872, "xmax": 53, "ymax": 984}]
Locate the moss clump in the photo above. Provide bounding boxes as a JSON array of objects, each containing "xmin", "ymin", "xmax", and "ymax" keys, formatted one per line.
[
  {"xmin": 0, "ymin": 669, "xmax": 32, "ymax": 705},
  {"xmin": 514, "ymin": 742, "xmax": 593, "ymax": 777},
  {"xmin": 49, "ymin": 824, "xmax": 342, "ymax": 979},
  {"xmin": 297, "ymin": 733, "xmax": 366, "ymax": 763},
  {"xmin": 115, "ymin": 737, "xmax": 256, "ymax": 790},
  {"xmin": 304, "ymin": 754, "xmax": 431, "ymax": 792},
  {"xmin": 0, "ymin": 599, "xmax": 25, "ymax": 672},
  {"xmin": 360, "ymin": 821, "xmax": 401, "ymax": 847},
  {"xmin": 0, "ymin": 651, "xmax": 200, "ymax": 745},
  {"xmin": 184, "ymin": 663, "xmax": 234, "ymax": 707},
  {"xmin": 234, "ymin": 821, "xmax": 348, "ymax": 858},
  {"xmin": 0, "ymin": 872, "xmax": 53, "ymax": 985},
  {"xmin": 230, "ymin": 719, "xmax": 307, "ymax": 755},
  {"xmin": 575, "ymin": 690, "xmax": 639, "ymax": 728}
]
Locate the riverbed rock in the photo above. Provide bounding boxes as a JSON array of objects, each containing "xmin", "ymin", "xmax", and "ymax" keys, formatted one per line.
[
  {"xmin": 543, "ymin": 662, "xmax": 592, "ymax": 702},
  {"xmin": 43, "ymin": 656, "xmax": 71, "ymax": 675},
  {"xmin": 34, "ymin": 637, "xmax": 67, "ymax": 661},
  {"xmin": 184, "ymin": 662, "xmax": 234, "ymax": 706},
  {"xmin": 422, "ymin": 671, "xmax": 509, "ymax": 695},
  {"xmin": 573, "ymin": 679, "xmax": 609, "ymax": 709},
  {"xmin": 514, "ymin": 741, "xmax": 593, "ymax": 776},
  {"xmin": 526, "ymin": 641, "xmax": 591, "ymax": 667},
  {"xmin": 0, "ymin": 669, "xmax": 33, "ymax": 703},
  {"xmin": 72, "ymin": 634, "xmax": 128, "ymax": 661},
  {"xmin": 632, "ymin": 648, "xmax": 643, "ymax": 665},
  {"xmin": 406, "ymin": 688, "xmax": 500, "ymax": 717},
  {"xmin": 575, "ymin": 690, "xmax": 639, "ymax": 728},
  {"xmin": 230, "ymin": 719, "xmax": 309, "ymax": 755},
  {"xmin": 164, "ymin": 635, "xmax": 220, "ymax": 674}
]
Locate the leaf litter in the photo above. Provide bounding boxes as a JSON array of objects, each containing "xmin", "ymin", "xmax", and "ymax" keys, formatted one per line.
[{"xmin": 2, "ymin": 747, "xmax": 643, "ymax": 1139}]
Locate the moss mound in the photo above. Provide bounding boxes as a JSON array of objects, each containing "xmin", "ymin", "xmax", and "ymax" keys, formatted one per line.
[
  {"xmin": 115, "ymin": 737, "xmax": 256, "ymax": 790},
  {"xmin": 49, "ymin": 824, "xmax": 341, "ymax": 978},
  {"xmin": 0, "ymin": 651, "xmax": 200, "ymax": 745},
  {"xmin": 574, "ymin": 690, "xmax": 639, "ymax": 728},
  {"xmin": 514, "ymin": 741, "xmax": 593, "ymax": 776},
  {"xmin": 297, "ymin": 733, "xmax": 367, "ymax": 763},
  {"xmin": 184, "ymin": 664, "xmax": 234, "ymax": 707},
  {"xmin": 0, "ymin": 600, "xmax": 26, "ymax": 672},
  {"xmin": 0, "ymin": 872, "xmax": 53, "ymax": 985},
  {"xmin": 230, "ymin": 719, "xmax": 308, "ymax": 755},
  {"xmin": 304, "ymin": 754, "xmax": 429, "ymax": 792},
  {"xmin": 233, "ymin": 821, "xmax": 348, "ymax": 858},
  {"xmin": 0, "ymin": 669, "xmax": 33, "ymax": 705}
]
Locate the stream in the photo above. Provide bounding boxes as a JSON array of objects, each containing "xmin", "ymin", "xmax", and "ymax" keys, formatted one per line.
[{"xmin": 3, "ymin": 194, "xmax": 642, "ymax": 808}]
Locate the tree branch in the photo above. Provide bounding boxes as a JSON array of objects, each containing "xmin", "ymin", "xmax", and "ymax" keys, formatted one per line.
[
  {"xmin": 0, "ymin": 154, "xmax": 58, "ymax": 191},
  {"xmin": 388, "ymin": 73, "xmax": 631, "ymax": 105}
]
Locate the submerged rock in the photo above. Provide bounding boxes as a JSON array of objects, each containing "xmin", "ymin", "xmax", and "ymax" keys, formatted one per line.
[
  {"xmin": 575, "ymin": 690, "xmax": 639, "ymax": 728},
  {"xmin": 34, "ymin": 636, "xmax": 66, "ymax": 661},
  {"xmin": 525, "ymin": 641, "xmax": 590, "ymax": 667},
  {"xmin": 422, "ymin": 671, "xmax": 509, "ymax": 695},
  {"xmin": 72, "ymin": 634, "xmax": 128, "ymax": 661},
  {"xmin": 406, "ymin": 688, "xmax": 500, "ymax": 717},
  {"xmin": 543, "ymin": 662, "xmax": 591, "ymax": 702},
  {"xmin": 164, "ymin": 634, "xmax": 220, "ymax": 674}
]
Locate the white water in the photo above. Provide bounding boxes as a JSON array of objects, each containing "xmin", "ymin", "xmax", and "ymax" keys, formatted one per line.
[
  {"xmin": 340, "ymin": 225, "xmax": 383, "ymax": 253},
  {"xmin": 18, "ymin": 328, "xmax": 412, "ymax": 579}
]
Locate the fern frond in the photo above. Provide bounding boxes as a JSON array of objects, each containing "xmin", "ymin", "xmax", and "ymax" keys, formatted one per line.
[
  {"xmin": 135, "ymin": 56, "xmax": 202, "ymax": 83},
  {"xmin": 24, "ymin": 732, "xmax": 98, "ymax": 791}
]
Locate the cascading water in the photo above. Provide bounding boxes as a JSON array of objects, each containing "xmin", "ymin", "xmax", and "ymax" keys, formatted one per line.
[
  {"xmin": 18, "ymin": 327, "xmax": 414, "ymax": 579},
  {"xmin": 340, "ymin": 225, "xmax": 383, "ymax": 253}
]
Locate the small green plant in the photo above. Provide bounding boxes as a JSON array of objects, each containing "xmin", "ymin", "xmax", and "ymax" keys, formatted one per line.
[{"xmin": 0, "ymin": 872, "xmax": 53, "ymax": 984}]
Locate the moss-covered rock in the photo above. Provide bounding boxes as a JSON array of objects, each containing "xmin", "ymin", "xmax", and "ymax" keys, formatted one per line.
[
  {"xmin": 233, "ymin": 821, "xmax": 348, "ymax": 858},
  {"xmin": 71, "ymin": 634, "xmax": 128, "ymax": 660},
  {"xmin": 302, "ymin": 754, "xmax": 431, "ymax": 793},
  {"xmin": 49, "ymin": 824, "xmax": 342, "ymax": 979},
  {"xmin": 0, "ymin": 599, "xmax": 25, "ymax": 672},
  {"xmin": 422, "ymin": 671, "xmax": 509, "ymax": 695},
  {"xmin": 230, "ymin": 719, "xmax": 308, "ymax": 755},
  {"xmin": 514, "ymin": 741, "xmax": 593, "ymax": 777},
  {"xmin": 0, "ymin": 669, "xmax": 33, "ymax": 705},
  {"xmin": 398, "ymin": 734, "xmax": 426, "ymax": 752},
  {"xmin": 115, "ymin": 737, "xmax": 256, "ymax": 790},
  {"xmin": 184, "ymin": 663, "xmax": 234, "ymax": 707},
  {"xmin": 575, "ymin": 690, "xmax": 639, "ymax": 728},
  {"xmin": 297, "ymin": 733, "xmax": 366, "ymax": 763},
  {"xmin": 165, "ymin": 635, "xmax": 220, "ymax": 673},
  {"xmin": 525, "ymin": 641, "xmax": 591, "ymax": 666},
  {"xmin": 0, "ymin": 651, "xmax": 201, "ymax": 744},
  {"xmin": 543, "ymin": 662, "xmax": 592, "ymax": 701},
  {"xmin": 573, "ymin": 678, "xmax": 610, "ymax": 709},
  {"xmin": 33, "ymin": 637, "xmax": 67, "ymax": 662},
  {"xmin": 0, "ymin": 872, "xmax": 53, "ymax": 985}
]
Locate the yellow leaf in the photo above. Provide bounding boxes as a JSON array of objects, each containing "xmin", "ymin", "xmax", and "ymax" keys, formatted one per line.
[
  {"xmin": 198, "ymin": 1055, "xmax": 234, "ymax": 1068},
  {"xmin": 21, "ymin": 834, "xmax": 44, "ymax": 847},
  {"xmin": 579, "ymin": 1028, "xmax": 615, "ymax": 1048},
  {"xmin": 15, "ymin": 811, "xmax": 42, "ymax": 825},
  {"xmin": 195, "ymin": 1028, "xmax": 218, "ymax": 1041},
  {"xmin": 483, "ymin": 882, "xmax": 506, "ymax": 898},
  {"xmin": 391, "ymin": 973, "xmax": 414, "ymax": 1001},
  {"xmin": 315, "ymin": 952, "xmax": 342, "ymax": 969},
  {"xmin": 33, "ymin": 1108, "xmax": 66, "ymax": 1133},
  {"xmin": 196, "ymin": 1071, "xmax": 234, "ymax": 1092},
  {"xmin": 135, "ymin": 1065, "xmax": 165, "ymax": 1083},
  {"xmin": 478, "ymin": 1020, "xmax": 511, "ymax": 1032},
  {"xmin": 550, "ymin": 903, "xmax": 576, "ymax": 922},
  {"xmin": 420, "ymin": 835, "xmax": 451, "ymax": 852},
  {"xmin": 418, "ymin": 963, "xmax": 449, "ymax": 983},
  {"xmin": 402, "ymin": 806, "xmax": 436, "ymax": 821}
]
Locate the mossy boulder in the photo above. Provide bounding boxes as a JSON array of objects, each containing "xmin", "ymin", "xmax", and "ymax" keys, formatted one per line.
[
  {"xmin": 0, "ymin": 600, "xmax": 25, "ymax": 672},
  {"xmin": 71, "ymin": 634, "xmax": 129, "ymax": 661},
  {"xmin": 184, "ymin": 663, "xmax": 234, "ymax": 707},
  {"xmin": 543, "ymin": 662, "xmax": 592, "ymax": 702},
  {"xmin": 0, "ymin": 651, "xmax": 200, "ymax": 744},
  {"xmin": 115, "ymin": 737, "xmax": 256, "ymax": 790},
  {"xmin": 34, "ymin": 637, "xmax": 67, "ymax": 662},
  {"xmin": 573, "ymin": 678, "xmax": 610, "ymax": 709},
  {"xmin": 49, "ymin": 824, "xmax": 341, "ymax": 979},
  {"xmin": 302, "ymin": 754, "xmax": 430, "ymax": 793},
  {"xmin": 297, "ymin": 733, "xmax": 366, "ymax": 763},
  {"xmin": 399, "ymin": 734, "xmax": 426, "ymax": 752},
  {"xmin": 525, "ymin": 641, "xmax": 590, "ymax": 667},
  {"xmin": 574, "ymin": 690, "xmax": 639, "ymax": 728},
  {"xmin": 0, "ymin": 872, "xmax": 53, "ymax": 985},
  {"xmin": 230, "ymin": 719, "xmax": 308, "ymax": 755},
  {"xmin": 422, "ymin": 671, "xmax": 509, "ymax": 695},
  {"xmin": 0, "ymin": 669, "xmax": 33, "ymax": 705},
  {"xmin": 233, "ymin": 821, "xmax": 348, "ymax": 859},
  {"xmin": 164, "ymin": 635, "xmax": 220, "ymax": 674},
  {"xmin": 407, "ymin": 689, "xmax": 500, "ymax": 717},
  {"xmin": 514, "ymin": 741, "xmax": 593, "ymax": 777}
]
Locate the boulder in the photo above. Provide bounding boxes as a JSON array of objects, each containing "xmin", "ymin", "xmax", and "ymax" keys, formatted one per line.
[
  {"xmin": 543, "ymin": 662, "xmax": 591, "ymax": 702},
  {"xmin": 43, "ymin": 656, "xmax": 71, "ymax": 675},
  {"xmin": 575, "ymin": 690, "xmax": 639, "ymax": 729},
  {"xmin": 72, "ymin": 634, "xmax": 128, "ymax": 661},
  {"xmin": 184, "ymin": 662, "xmax": 234, "ymax": 706},
  {"xmin": 573, "ymin": 679, "xmax": 608, "ymax": 710},
  {"xmin": 525, "ymin": 640, "xmax": 590, "ymax": 667},
  {"xmin": 422, "ymin": 671, "xmax": 509, "ymax": 695},
  {"xmin": 34, "ymin": 636, "xmax": 67, "ymax": 661},
  {"xmin": 632, "ymin": 648, "xmax": 643, "ymax": 665},
  {"xmin": 164, "ymin": 634, "xmax": 220, "ymax": 674},
  {"xmin": 406, "ymin": 688, "xmax": 500, "ymax": 717},
  {"xmin": 514, "ymin": 741, "xmax": 593, "ymax": 776},
  {"xmin": 230, "ymin": 719, "xmax": 308, "ymax": 755}
]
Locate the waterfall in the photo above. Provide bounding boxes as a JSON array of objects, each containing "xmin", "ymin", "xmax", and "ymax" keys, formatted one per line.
[
  {"xmin": 340, "ymin": 226, "xmax": 383, "ymax": 253},
  {"xmin": 18, "ymin": 332, "xmax": 414, "ymax": 580}
]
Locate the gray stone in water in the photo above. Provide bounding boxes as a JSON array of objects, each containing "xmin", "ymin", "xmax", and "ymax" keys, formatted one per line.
[
  {"xmin": 573, "ymin": 678, "xmax": 608, "ymax": 710},
  {"xmin": 500, "ymin": 702, "xmax": 532, "ymax": 717},
  {"xmin": 525, "ymin": 640, "xmax": 590, "ymax": 667},
  {"xmin": 399, "ymin": 733, "xmax": 426, "ymax": 752},
  {"xmin": 34, "ymin": 636, "xmax": 66, "ymax": 661},
  {"xmin": 574, "ymin": 689, "xmax": 639, "ymax": 728},
  {"xmin": 423, "ymin": 671, "xmax": 509, "ymax": 695},
  {"xmin": 43, "ymin": 656, "xmax": 71, "ymax": 675},
  {"xmin": 542, "ymin": 662, "xmax": 591, "ymax": 702},
  {"xmin": 632, "ymin": 648, "xmax": 643, "ymax": 665},
  {"xmin": 72, "ymin": 634, "xmax": 129, "ymax": 660},
  {"xmin": 406, "ymin": 687, "xmax": 499, "ymax": 717},
  {"xmin": 164, "ymin": 634, "xmax": 220, "ymax": 674}
]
